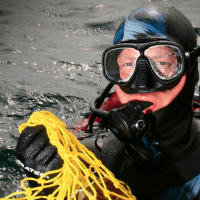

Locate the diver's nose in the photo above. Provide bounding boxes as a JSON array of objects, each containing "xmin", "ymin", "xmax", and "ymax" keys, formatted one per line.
[{"xmin": 137, "ymin": 60, "xmax": 154, "ymax": 90}]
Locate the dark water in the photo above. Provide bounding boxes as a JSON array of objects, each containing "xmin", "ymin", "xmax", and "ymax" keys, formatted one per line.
[{"xmin": 0, "ymin": 0, "xmax": 200, "ymax": 197}]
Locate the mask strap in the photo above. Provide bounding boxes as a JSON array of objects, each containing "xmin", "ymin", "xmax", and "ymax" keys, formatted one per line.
[{"xmin": 189, "ymin": 47, "xmax": 200, "ymax": 65}]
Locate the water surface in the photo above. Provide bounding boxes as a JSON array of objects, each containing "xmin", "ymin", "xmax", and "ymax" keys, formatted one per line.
[{"xmin": 0, "ymin": 0, "xmax": 200, "ymax": 196}]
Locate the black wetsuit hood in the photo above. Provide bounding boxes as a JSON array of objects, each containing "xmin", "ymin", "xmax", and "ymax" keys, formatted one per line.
[{"xmin": 114, "ymin": 3, "xmax": 196, "ymax": 51}]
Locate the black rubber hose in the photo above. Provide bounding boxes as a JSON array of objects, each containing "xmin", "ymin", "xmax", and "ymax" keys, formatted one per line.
[
  {"xmin": 86, "ymin": 82, "xmax": 114, "ymax": 133},
  {"xmin": 89, "ymin": 96, "xmax": 109, "ymax": 119}
]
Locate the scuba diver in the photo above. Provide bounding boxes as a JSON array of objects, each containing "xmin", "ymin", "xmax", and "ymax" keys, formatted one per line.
[{"xmin": 16, "ymin": 3, "xmax": 200, "ymax": 200}]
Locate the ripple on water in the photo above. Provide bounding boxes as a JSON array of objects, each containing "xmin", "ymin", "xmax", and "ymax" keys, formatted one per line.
[{"xmin": 0, "ymin": 10, "xmax": 14, "ymax": 16}]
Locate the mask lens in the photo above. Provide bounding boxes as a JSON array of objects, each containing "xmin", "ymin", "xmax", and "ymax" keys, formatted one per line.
[
  {"xmin": 104, "ymin": 47, "xmax": 140, "ymax": 83},
  {"xmin": 145, "ymin": 45, "xmax": 184, "ymax": 80}
]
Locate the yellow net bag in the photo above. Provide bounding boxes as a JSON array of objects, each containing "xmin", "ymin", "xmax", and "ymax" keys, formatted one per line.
[{"xmin": 0, "ymin": 110, "xmax": 136, "ymax": 200}]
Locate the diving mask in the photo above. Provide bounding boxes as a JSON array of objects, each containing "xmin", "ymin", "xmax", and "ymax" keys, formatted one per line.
[{"xmin": 102, "ymin": 41, "xmax": 188, "ymax": 93}]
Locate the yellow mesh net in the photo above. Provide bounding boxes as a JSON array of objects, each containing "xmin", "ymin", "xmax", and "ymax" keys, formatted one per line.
[{"xmin": 0, "ymin": 110, "xmax": 136, "ymax": 200}]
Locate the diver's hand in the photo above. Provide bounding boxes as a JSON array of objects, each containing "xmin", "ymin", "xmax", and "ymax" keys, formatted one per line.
[
  {"xmin": 108, "ymin": 101, "xmax": 152, "ymax": 146},
  {"xmin": 16, "ymin": 125, "xmax": 64, "ymax": 180}
]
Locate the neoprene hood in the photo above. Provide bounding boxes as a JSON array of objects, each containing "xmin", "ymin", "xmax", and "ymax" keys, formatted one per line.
[{"xmin": 114, "ymin": 4, "xmax": 196, "ymax": 51}]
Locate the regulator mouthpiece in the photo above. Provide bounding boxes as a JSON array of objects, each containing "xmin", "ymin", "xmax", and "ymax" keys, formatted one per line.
[{"xmin": 109, "ymin": 101, "xmax": 152, "ymax": 144}]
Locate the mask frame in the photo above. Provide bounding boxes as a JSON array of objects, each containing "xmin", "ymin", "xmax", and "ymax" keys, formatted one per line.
[{"xmin": 102, "ymin": 41, "xmax": 192, "ymax": 93}]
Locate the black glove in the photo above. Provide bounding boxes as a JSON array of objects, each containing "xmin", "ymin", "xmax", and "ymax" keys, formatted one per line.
[{"xmin": 16, "ymin": 125, "xmax": 64, "ymax": 190}]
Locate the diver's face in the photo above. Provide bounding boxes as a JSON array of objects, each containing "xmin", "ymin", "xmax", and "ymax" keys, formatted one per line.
[{"xmin": 115, "ymin": 46, "xmax": 186, "ymax": 114}]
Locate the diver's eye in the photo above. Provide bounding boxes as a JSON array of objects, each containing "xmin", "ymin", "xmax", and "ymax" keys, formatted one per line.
[
  {"xmin": 154, "ymin": 61, "xmax": 171, "ymax": 66},
  {"xmin": 159, "ymin": 62, "xmax": 168, "ymax": 65},
  {"xmin": 119, "ymin": 61, "xmax": 135, "ymax": 68},
  {"xmin": 153, "ymin": 61, "xmax": 172, "ymax": 67},
  {"xmin": 124, "ymin": 63, "xmax": 134, "ymax": 67}
]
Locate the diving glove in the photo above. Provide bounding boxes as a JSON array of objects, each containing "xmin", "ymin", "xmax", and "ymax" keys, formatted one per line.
[{"xmin": 16, "ymin": 125, "xmax": 63, "ymax": 182}]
